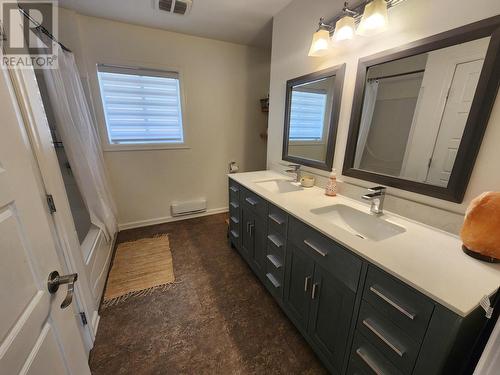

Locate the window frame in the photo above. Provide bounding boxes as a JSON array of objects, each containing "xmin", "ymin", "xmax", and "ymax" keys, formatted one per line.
[{"xmin": 95, "ymin": 63, "xmax": 189, "ymax": 152}]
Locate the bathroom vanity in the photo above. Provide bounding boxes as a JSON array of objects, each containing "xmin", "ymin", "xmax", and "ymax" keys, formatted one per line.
[{"xmin": 228, "ymin": 171, "xmax": 500, "ymax": 375}]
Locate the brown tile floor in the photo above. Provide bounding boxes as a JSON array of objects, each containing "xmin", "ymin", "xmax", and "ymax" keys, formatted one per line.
[{"xmin": 89, "ymin": 213, "xmax": 327, "ymax": 374}]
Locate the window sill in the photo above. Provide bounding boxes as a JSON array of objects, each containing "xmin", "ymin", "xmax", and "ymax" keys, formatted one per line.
[{"xmin": 103, "ymin": 143, "xmax": 191, "ymax": 152}]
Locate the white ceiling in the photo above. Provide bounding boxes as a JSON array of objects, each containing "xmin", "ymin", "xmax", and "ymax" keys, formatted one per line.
[{"xmin": 58, "ymin": 0, "xmax": 294, "ymax": 48}]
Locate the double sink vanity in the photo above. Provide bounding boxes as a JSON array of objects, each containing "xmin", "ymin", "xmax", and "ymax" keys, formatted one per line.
[{"xmin": 228, "ymin": 170, "xmax": 500, "ymax": 375}]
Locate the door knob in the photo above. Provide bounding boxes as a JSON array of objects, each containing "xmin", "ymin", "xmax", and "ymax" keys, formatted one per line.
[{"xmin": 47, "ymin": 271, "xmax": 78, "ymax": 309}]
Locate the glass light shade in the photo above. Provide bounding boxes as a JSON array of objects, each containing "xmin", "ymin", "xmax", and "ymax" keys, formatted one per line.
[
  {"xmin": 333, "ymin": 15, "xmax": 356, "ymax": 42},
  {"xmin": 357, "ymin": 0, "xmax": 388, "ymax": 36},
  {"xmin": 308, "ymin": 29, "xmax": 331, "ymax": 57}
]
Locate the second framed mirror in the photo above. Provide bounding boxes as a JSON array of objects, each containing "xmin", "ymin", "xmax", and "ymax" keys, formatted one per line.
[{"xmin": 283, "ymin": 64, "xmax": 345, "ymax": 171}]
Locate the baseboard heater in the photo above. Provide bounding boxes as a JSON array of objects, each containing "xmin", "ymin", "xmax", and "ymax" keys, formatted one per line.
[{"xmin": 171, "ymin": 198, "xmax": 207, "ymax": 217}]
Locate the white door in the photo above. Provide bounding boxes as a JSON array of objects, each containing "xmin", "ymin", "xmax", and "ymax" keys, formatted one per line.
[
  {"xmin": 0, "ymin": 67, "xmax": 90, "ymax": 374},
  {"xmin": 425, "ymin": 59, "xmax": 484, "ymax": 186}
]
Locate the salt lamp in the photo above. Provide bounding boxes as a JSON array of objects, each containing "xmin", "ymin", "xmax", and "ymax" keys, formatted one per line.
[{"xmin": 460, "ymin": 192, "xmax": 500, "ymax": 263}]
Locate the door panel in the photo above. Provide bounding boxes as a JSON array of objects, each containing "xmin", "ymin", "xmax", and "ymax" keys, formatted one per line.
[
  {"xmin": 308, "ymin": 265, "xmax": 356, "ymax": 373},
  {"xmin": 241, "ymin": 207, "xmax": 254, "ymax": 262},
  {"xmin": 284, "ymin": 244, "xmax": 315, "ymax": 331},
  {"xmin": 0, "ymin": 67, "xmax": 89, "ymax": 374},
  {"xmin": 252, "ymin": 216, "xmax": 267, "ymax": 276},
  {"xmin": 426, "ymin": 59, "xmax": 484, "ymax": 186}
]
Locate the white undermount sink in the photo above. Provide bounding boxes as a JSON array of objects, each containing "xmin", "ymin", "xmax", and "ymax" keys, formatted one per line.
[
  {"xmin": 255, "ymin": 179, "xmax": 303, "ymax": 193},
  {"xmin": 310, "ymin": 204, "xmax": 406, "ymax": 241}
]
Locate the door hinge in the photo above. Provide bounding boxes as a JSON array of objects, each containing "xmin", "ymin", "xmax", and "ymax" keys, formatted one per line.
[
  {"xmin": 46, "ymin": 194, "xmax": 57, "ymax": 214},
  {"xmin": 80, "ymin": 312, "xmax": 88, "ymax": 325}
]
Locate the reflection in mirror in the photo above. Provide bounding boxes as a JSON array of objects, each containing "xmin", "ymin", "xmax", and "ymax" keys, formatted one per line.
[
  {"xmin": 288, "ymin": 76, "xmax": 334, "ymax": 162},
  {"xmin": 353, "ymin": 37, "xmax": 489, "ymax": 187},
  {"xmin": 283, "ymin": 65, "xmax": 345, "ymax": 171}
]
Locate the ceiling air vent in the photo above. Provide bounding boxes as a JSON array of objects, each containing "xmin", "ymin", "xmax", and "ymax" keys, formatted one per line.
[{"xmin": 155, "ymin": 0, "xmax": 192, "ymax": 15}]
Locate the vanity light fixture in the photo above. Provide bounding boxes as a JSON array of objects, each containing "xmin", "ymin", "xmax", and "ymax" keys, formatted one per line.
[
  {"xmin": 308, "ymin": 0, "xmax": 406, "ymax": 56},
  {"xmin": 308, "ymin": 18, "xmax": 334, "ymax": 57},
  {"xmin": 332, "ymin": 4, "xmax": 357, "ymax": 42},
  {"xmin": 357, "ymin": 0, "xmax": 389, "ymax": 36}
]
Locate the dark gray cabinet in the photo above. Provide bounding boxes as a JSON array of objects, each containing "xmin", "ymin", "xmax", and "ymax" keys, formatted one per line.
[
  {"xmin": 240, "ymin": 187, "xmax": 267, "ymax": 279},
  {"xmin": 228, "ymin": 178, "xmax": 487, "ymax": 375},
  {"xmin": 308, "ymin": 265, "xmax": 356, "ymax": 374},
  {"xmin": 284, "ymin": 243, "xmax": 315, "ymax": 331}
]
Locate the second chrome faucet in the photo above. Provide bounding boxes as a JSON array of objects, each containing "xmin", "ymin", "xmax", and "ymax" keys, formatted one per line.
[{"xmin": 362, "ymin": 186, "xmax": 386, "ymax": 215}]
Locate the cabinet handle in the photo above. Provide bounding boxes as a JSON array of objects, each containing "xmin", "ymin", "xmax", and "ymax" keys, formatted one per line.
[
  {"xmin": 356, "ymin": 348, "xmax": 384, "ymax": 375},
  {"xmin": 249, "ymin": 223, "xmax": 254, "ymax": 237},
  {"xmin": 230, "ymin": 186, "xmax": 239, "ymax": 193},
  {"xmin": 303, "ymin": 239, "xmax": 328, "ymax": 257},
  {"xmin": 230, "ymin": 216, "xmax": 239, "ymax": 224},
  {"xmin": 245, "ymin": 197, "xmax": 258, "ymax": 206},
  {"xmin": 268, "ymin": 213, "xmax": 285, "ymax": 225},
  {"xmin": 369, "ymin": 285, "xmax": 415, "ymax": 320},
  {"xmin": 267, "ymin": 234, "xmax": 283, "ymax": 248},
  {"xmin": 266, "ymin": 254, "xmax": 282, "ymax": 269},
  {"xmin": 312, "ymin": 283, "xmax": 319, "ymax": 299},
  {"xmin": 246, "ymin": 222, "xmax": 250, "ymax": 233},
  {"xmin": 304, "ymin": 276, "xmax": 312, "ymax": 292},
  {"xmin": 230, "ymin": 202, "xmax": 239, "ymax": 209},
  {"xmin": 230, "ymin": 230, "xmax": 239, "ymax": 239},
  {"xmin": 362, "ymin": 319, "xmax": 405, "ymax": 357}
]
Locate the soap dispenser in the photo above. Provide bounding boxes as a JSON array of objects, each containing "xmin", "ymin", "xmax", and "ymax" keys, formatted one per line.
[{"xmin": 325, "ymin": 169, "xmax": 337, "ymax": 196}]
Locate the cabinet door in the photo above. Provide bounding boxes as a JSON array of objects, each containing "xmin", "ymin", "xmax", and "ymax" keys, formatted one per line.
[
  {"xmin": 240, "ymin": 207, "xmax": 254, "ymax": 262},
  {"xmin": 308, "ymin": 265, "xmax": 356, "ymax": 374},
  {"xmin": 252, "ymin": 215, "xmax": 267, "ymax": 276},
  {"xmin": 284, "ymin": 243, "xmax": 315, "ymax": 332}
]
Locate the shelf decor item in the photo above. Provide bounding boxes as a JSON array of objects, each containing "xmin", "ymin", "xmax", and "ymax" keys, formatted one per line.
[{"xmin": 461, "ymin": 192, "xmax": 500, "ymax": 263}]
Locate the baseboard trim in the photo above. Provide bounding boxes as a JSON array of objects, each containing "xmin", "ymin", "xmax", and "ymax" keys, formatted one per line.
[{"xmin": 118, "ymin": 207, "xmax": 229, "ymax": 230}]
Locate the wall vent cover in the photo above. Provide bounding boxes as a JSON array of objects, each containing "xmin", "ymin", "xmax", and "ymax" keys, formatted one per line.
[{"xmin": 155, "ymin": 0, "xmax": 192, "ymax": 15}]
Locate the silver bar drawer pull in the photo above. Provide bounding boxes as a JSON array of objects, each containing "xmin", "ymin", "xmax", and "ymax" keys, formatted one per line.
[
  {"xmin": 268, "ymin": 213, "xmax": 285, "ymax": 225},
  {"xmin": 245, "ymin": 197, "xmax": 258, "ymax": 206},
  {"xmin": 267, "ymin": 234, "xmax": 283, "ymax": 248},
  {"xmin": 370, "ymin": 285, "xmax": 416, "ymax": 320},
  {"xmin": 304, "ymin": 276, "xmax": 312, "ymax": 292},
  {"xmin": 230, "ymin": 202, "xmax": 239, "ymax": 209},
  {"xmin": 362, "ymin": 319, "xmax": 405, "ymax": 357},
  {"xmin": 266, "ymin": 254, "xmax": 282, "ymax": 269},
  {"xmin": 356, "ymin": 348, "xmax": 384, "ymax": 375},
  {"xmin": 230, "ymin": 186, "xmax": 239, "ymax": 192},
  {"xmin": 303, "ymin": 239, "xmax": 328, "ymax": 257},
  {"xmin": 230, "ymin": 216, "xmax": 239, "ymax": 224}
]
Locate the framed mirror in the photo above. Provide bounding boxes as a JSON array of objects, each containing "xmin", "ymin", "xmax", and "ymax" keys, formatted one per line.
[
  {"xmin": 283, "ymin": 64, "xmax": 345, "ymax": 171},
  {"xmin": 343, "ymin": 16, "xmax": 500, "ymax": 202}
]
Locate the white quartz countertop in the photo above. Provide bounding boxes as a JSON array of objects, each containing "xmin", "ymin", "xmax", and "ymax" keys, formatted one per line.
[{"xmin": 229, "ymin": 170, "xmax": 500, "ymax": 317}]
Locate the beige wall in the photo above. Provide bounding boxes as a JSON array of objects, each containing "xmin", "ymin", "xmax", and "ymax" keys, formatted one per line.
[
  {"xmin": 268, "ymin": 0, "xmax": 500, "ymax": 234},
  {"xmin": 58, "ymin": 8, "xmax": 270, "ymax": 228}
]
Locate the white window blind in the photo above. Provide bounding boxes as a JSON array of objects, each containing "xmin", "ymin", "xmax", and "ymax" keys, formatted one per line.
[
  {"xmin": 289, "ymin": 90, "xmax": 327, "ymax": 141},
  {"xmin": 97, "ymin": 65, "xmax": 184, "ymax": 145}
]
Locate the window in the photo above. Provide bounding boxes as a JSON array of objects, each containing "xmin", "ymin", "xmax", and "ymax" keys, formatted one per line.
[
  {"xmin": 289, "ymin": 90, "xmax": 327, "ymax": 141},
  {"xmin": 97, "ymin": 65, "xmax": 185, "ymax": 146}
]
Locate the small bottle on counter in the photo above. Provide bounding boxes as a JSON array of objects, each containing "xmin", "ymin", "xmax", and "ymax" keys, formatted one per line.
[{"xmin": 325, "ymin": 169, "xmax": 337, "ymax": 196}]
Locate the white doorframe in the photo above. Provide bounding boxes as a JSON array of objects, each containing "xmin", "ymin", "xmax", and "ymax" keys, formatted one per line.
[{"xmin": 6, "ymin": 64, "xmax": 101, "ymax": 353}]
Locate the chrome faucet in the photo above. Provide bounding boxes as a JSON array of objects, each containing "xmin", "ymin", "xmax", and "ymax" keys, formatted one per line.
[
  {"xmin": 362, "ymin": 186, "xmax": 386, "ymax": 215},
  {"xmin": 285, "ymin": 164, "xmax": 301, "ymax": 182}
]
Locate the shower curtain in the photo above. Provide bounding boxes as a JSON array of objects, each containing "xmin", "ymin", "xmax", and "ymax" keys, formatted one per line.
[
  {"xmin": 42, "ymin": 45, "xmax": 117, "ymax": 241},
  {"xmin": 354, "ymin": 80, "xmax": 379, "ymax": 168}
]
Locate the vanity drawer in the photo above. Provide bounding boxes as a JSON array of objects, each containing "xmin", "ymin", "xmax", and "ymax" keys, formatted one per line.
[
  {"xmin": 288, "ymin": 217, "xmax": 362, "ymax": 292},
  {"xmin": 241, "ymin": 187, "xmax": 268, "ymax": 218},
  {"xmin": 357, "ymin": 302, "xmax": 419, "ymax": 374},
  {"xmin": 363, "ymin": 266, "xmax": 434, "ymax": 342},
  {"xmin": 349, "ymin": 333, "xmax": 404, "ymax": 375},
  {"xmin": 265, "ymin": 271, "xmax": 283, "ymax": 299},
  {"xmin": 229, "ymin": 203, "xmax": 240, "ymax": 221},
  {"xmin": 268, "ymin": 204, "xmax": 288, "ymax": 235}
]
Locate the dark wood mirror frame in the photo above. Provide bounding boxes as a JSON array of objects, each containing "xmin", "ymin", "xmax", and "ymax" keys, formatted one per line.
[
  {"xmin": 283, "ymin": 64, "xmax": 345, "ymax": 171},
  {"xmin": 342, "ymin": 16, "xmax": 500, "ymax": 203}
]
